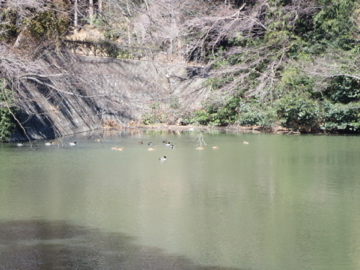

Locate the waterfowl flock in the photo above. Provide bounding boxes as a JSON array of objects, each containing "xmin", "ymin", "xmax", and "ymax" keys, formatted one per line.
[{"xmin": 13, "ymin": 136, "xmax": 252, "ymax": 162}]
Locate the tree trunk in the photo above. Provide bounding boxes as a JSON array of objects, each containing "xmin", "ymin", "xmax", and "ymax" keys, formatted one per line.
[
  {"xmin": 98, "ymin": 0, "xmax": 102, "ymax": 13},
  {"xmin": 89, "ymin": 0, "xmax": 94, "ymax": 25},
  {"xmin": 74, "ymin": 0, "xmax": 78, "ymax": 32},
  {"xmin": 13, "ymin": 22, "xmax": 30, "ymax": 48}
]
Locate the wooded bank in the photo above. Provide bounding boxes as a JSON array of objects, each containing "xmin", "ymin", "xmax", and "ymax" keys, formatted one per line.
[{"xmin": 0, "ymin": 0, "xmax": 359, "ymax": 141}]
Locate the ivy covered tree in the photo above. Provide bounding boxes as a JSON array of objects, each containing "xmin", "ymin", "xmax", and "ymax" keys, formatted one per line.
[{"xmin": 0, "ymin": 81, "xmax": 16, "ymax": 142}]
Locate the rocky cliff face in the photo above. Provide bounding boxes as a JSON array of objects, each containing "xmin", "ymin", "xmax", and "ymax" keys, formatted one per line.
[{"xmin": 13, "ymin": 49, "xmax": 210, "ymax": 141}]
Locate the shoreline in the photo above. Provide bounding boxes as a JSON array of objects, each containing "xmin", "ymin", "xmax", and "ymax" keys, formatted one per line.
[
  {"xmin": 12, "ymin": 123, "xmax": 357, "ymax": 143},
  {"xmin": 121, "ymin": 123, "xmax": 300, "ymax": 135}
]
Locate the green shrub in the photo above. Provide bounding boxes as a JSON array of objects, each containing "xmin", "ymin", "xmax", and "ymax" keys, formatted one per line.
[
  {"xmin": 208, "ymin": 96, "xmax": 240, "ymax": 125},
  {"xmin": 192, "ymin": 110, "xmax": 212, "ymax": 125},
  {"xmin": 169, "ymin": 96, "xmax": 180, "ymax": 109},
  {"xmin": 205, "ymin": 76, "xmax": 234, "ymax": 91},
  {"xmin": 180, "ymin": 109, "xmax": 220, "ymax": 126},
  {"xmin": 237, "ymin": 100, "xmax": 276, "ymax": 127},
  {"xmin": 97, "ymin": 40, "xmax": 121, "ymax": 58},
  {"xmin": 142, "ymin": 102, "xmax": 167, "ymax": 125},
  {"xmin": 275, "ymin": 92, "xmax": 320, "ymax": 131},
  {"xmin": 277, "ymin": 65, "xmax": 316, "ymax": 99},
  {"xmin": 322, "ymin": 76, "xmax": 360, "ymax": 104},
  {"xmin": 0, "ymin": 10, "xmax": 19, "ymax": 41},
  {"xmin": 29, "ymin": 10, "xmax": 70, "ymax": 40},
  {"xmin": 142, "ymin": 112, "xmax": 157, "ymax": 125},
  {"xmin": 313, "ymin": 0, "xmax": 357, "ymax": 50},
  {"xmin": 321, "ymin": 101, "xmax": 360, "ymax": 132},
  {"xmin": 182, "ymin": 96, "xmax": 276, "ymax": 127}
]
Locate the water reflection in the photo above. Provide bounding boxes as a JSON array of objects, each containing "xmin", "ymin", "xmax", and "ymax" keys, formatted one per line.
[
  {"xmin": 1, "ymin": 131, "xmax": 360, "ymax": 270},
  {"xmin": 0, "ymin": 219, "xmax": 243, "ymax": 270}
]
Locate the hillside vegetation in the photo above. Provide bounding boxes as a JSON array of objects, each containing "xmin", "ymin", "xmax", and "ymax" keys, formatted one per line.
[{"xmin": 0, "ymin": 0, "xmax": 360, "ymax": 141}]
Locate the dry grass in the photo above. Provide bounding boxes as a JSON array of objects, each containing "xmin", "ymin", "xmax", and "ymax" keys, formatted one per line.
[{"xmin": 102, "ymin": 119, "xmax": 122, "ymax": 129}]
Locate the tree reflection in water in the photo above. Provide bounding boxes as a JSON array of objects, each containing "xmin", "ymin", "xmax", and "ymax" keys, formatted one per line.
[{"xmin": 0, "ymin": 219, "xmax": 243, "ymax": 270}]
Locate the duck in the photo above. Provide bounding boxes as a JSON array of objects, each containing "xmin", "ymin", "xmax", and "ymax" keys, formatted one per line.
[
  {"xmin": 17, "ymin": 143, "xmax": 24, "ymax": 147},
  {"xmin": 95, "ymin": 138, "xmax": 101, "ymax": 142},
  {"xmin": 159, "ymin": 156, "xmax": 167, "ymax": 161},
  {"xmin": 212, "ymin": 145, "xmax": 220, "ymax": 149},
  {"xmin": 111, "ymin": 146, "xmax": 124, "ymax": 151},
  {"xmin": 196, "ymin": 146, "xmax": 205, "ymax": 150},
  {"xmin": 147, "ymin": 147, "xmax": 156, "ymax": 151},
  {"xmin": 165, "ymin": 142, "xmax": 171, "ymax": 147},
  {"xmin": 170, "ymin": 145, "xmax": 175, "ymax": 149},
  {"xmin": 45, "ymin": 142, "xmax": 55, "ymax": 146},
  {"xmin": 138, "ymin": 141, "xmax": 144, "ymax": 145},
  {"xmin": 243, "ymin": 141, "xmax": 249, "ymax": 145},
  {"xmin": 69, "ymin": 142, "xmax": 77, "ymax": 146},
  {"xmin": 162, "ymin": 140, "xmax": 168, "ymax": 144},
  {"xmin": 148, "ymin": 142, "xmax": 153, "ymax": 146}
]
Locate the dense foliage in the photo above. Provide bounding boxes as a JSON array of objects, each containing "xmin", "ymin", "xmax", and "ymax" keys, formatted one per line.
[
  {"xmin": 0, "ymin": 0, "xmax": 70, "ymax": 44},
  {"xmin": 0, "ymin": 0, "xmax": 359, "ymax": 136},
  {"xmin": 181, "ymin": 0, "xmax": 360, "ymax": 133}
]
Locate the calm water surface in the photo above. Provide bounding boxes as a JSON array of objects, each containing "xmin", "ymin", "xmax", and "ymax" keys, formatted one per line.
[{"xmin": 0, "ymin": 130, "xmax": 359, "ymax": 270}]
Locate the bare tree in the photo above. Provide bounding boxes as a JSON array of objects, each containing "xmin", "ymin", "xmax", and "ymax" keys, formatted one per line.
[
  {"xmin": 296, "ymin": 49, "xmax": 360, "ymax": 95},
  {"xmin": 74, "ymin": 0, "xmax": 78, "ymax": 31},
  {"xmin": 98, "ymin": 0, "xmax": 103, "ymax": 13},
  {"xmin": 89, "ymin": 0, "xmax": 94, "ymax": 25}
]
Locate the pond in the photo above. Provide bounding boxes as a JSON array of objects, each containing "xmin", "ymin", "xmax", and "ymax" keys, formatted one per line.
[{"xmin": 0, "ymin": 129, "xmax": 359, "ymax": 270}]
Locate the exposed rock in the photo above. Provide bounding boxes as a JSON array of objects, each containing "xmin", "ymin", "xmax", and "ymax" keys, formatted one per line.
[{"xmin": 12, "ymin": 49, "xmax": 210, "ymax": 141}]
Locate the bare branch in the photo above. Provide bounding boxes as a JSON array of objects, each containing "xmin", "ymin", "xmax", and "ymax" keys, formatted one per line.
[{"xmin": 299, "ymin": 50, "xmax": 360, "ymax": 82}]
